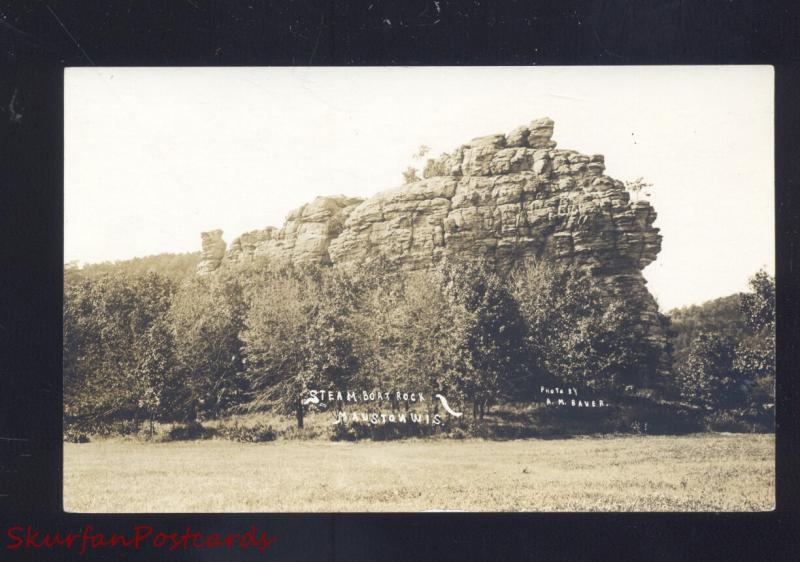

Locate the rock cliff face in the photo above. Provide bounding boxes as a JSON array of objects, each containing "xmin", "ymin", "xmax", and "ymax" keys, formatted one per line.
[{"xmin": 197, "ymin": 118, "xmax": 665, "ymax": 351}]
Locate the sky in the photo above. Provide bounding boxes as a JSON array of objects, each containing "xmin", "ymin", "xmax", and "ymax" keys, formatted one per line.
[{"xmin": 65, "ymin": 66, "xmax": 774, "ymax": 310}]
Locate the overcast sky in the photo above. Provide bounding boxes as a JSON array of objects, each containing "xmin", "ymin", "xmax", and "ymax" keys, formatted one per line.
[{"xmin": 65, "ymin": 66, "xmax": 773, "ymax": 310}]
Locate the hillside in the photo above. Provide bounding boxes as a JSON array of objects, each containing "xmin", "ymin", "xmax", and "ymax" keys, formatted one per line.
[
  {"xmin": 666, "ymin": 294, "xmax": 749, "ymax": 365},
  {"xmin": 66, "ymin": 252, "xmax": 201, "ymax": 282}
]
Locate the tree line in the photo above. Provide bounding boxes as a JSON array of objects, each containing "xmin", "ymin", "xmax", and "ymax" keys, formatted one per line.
[
  {"xmin": 667, "ymin": 269, "xmax": 775, "ymax": 429},
  {"xmin": 64, "ymin": 257, "xmax": 775, "ymax": 434}
]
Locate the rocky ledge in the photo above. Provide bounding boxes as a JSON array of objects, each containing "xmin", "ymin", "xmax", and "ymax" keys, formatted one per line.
[{"xmin": 197, "ymin": 117, "xmax": 664, "ymax": 350}]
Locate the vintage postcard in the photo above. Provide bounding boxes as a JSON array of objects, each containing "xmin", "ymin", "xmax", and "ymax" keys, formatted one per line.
[{"xmin": 63, "ymin": 66, "xmax": 774, "ymax": 512}]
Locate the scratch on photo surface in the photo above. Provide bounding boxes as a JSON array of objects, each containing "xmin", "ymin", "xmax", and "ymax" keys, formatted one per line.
[
  {"xmin": 309, "ymin": 11, "xmax": 324, "ymax": 64},
  {"xmin": 45, "ymin": 4, "xmax": 95, "ymax": 65}
]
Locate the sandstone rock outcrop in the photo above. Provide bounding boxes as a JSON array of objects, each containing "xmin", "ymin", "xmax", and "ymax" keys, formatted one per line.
[
  {"xmin": 196, "ymin": 118, "xmax": 665, "ymax": 352},
  {"xmin": 197, "ymin": 229, "xmax": 226, "ymax": 275},
  {"xmin": 224, "ymin": 195, "xmax": 364, "ymax": 267}
]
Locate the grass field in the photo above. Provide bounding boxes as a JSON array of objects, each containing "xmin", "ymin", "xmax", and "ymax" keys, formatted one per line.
[{"xmin": 64, "ymin": 433, "xmax": 773, "ymax": 512}]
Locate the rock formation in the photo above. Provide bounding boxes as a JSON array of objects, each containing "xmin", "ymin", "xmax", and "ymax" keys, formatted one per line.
[
  {"xmin": 196, "ymin": 229, "xmax": 227, "ymax": 275},
  {"xmin": 197, "ymin": 118, "xmax": 665, "ymax": 353}
]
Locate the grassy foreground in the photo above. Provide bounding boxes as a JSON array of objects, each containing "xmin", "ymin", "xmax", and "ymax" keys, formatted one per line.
[{"xmin": 64, "ymin": 433, "xmax": 773, "ymax": 512}]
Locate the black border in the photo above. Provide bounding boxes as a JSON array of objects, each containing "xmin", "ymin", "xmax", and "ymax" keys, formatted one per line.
[{"xmin": 1, "ymin": 2, "xmax": 798, "ymax": 560}]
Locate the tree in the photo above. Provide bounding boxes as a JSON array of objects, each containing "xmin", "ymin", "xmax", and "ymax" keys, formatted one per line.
[
  {"xmin": 169, "ymin": 270, "xmax": 247, "ymax": 420},
  {"xmin": 413, "ymin": 144, "xmax": 430, "ymax": 160},
  {"xmin": 71, "ymin": 252, "xmax": 201, "ymax": 281},
  {"xmin": 677, "ymin": 332, "xmax": 739, "ymax": 410},
  {"xmin": 343, "ymin": 260, "xmax": 409, "ymax": 397},
  {"xmin": 63, "ymin": 275, "xmax": 102, "ymax": 421},
  {"xmin": 733, "ymin": 269, "xmax": 775, "ymax": 411},
  {"xmin": 297, "ymin": 267, "xmax": 360, "ymax": 419},
  {"xmin": 625, "ymin": 177, "xmax": 653, "ymax": 202},
  {"xmin": 438, "ymin": 258, "xmax": 529, "ymax": 420},
  {"xmin": 510, "ymin": 260, "xmax": 660, "ymax": 394},
  {"xmin": 240, "ymin": 265, "xmax": 315, "ymax": 426},
  {"xmin": 740, "ymin": 268, "xmax": 775, "ymax": 334},
  {"xmin": 350, "ymin": 265, "xmax": 471, "ymax": 416},
  {"xmin": 401, "ymin": 144, "xmax": 431, "ymax": 184},
  {"xmin": 133, "ymin": 319, "xmax": 177, "ymax": 435},
  {"xmin": 240, "ymin": 264, "xmax": 360, "ymax": 428},
  {"xmin": 402, "ymin": 166, "xmax": 420, "ymax": 184},
  {"xmin": 670, "ymin": 269, "xmax": 775, "ymax": 419},
  {"xmin": 667, "ymin": 294, "xmax": 747, "ymax": 368},
  {"xmin": 63, "ymin": 271, "xmax": 178, "ymax": 433}
]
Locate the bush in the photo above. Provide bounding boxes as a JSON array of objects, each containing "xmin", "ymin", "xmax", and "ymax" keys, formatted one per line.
[
  {"xmin": 329, "ymin": 422, "xmax": 363, "ymax": 441},
  {"xmin": 703, "ymin": 408, "xmax": 772, "ymax": 433},
  {"xmin": 368, "ymin": 421, "xmax": 432, "ymax": 441},
  {"xmin": 329, "ymin": 419, "xmax": 439, "ymax": 441},
  {"xmin": 64, "ymin": 418, "xmax": 142, "ymax": 438},
  {"xmin": 705, "ymin": 411, "xmax": 752, "ymax": 433},
  {"xmin": 280, "ymin": 425, "xmax": 326, "ymax": 440},
  {"xmin": 611, "ymin": 398, "xmax": 701, "ymax": 435},
  {"xmin": 518, "ymin": 396, "xmax": 702, "ymax": 437},
  {"xmin": 445, "ymin": 426, "xmax": 470, "ymax": 440},
  {"xmin": 63, "ymin": 426, "xmax": 90, "ymax": 443},
  {"xmin": 217, "ymin": 421, "xmax": 276, "ymax": 442},
  {"xmin": 166, "ymin": 421, "xmax": 216, "ymax": 441}
]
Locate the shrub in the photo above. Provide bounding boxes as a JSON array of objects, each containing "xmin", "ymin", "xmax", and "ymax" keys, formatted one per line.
[
  {"xmin": 329, "ymin": 423, "xmax": 362, "ymax": 441},
  {"xmin": 369, "ymin": 421, "xmax": 432, "ymax": 441},
  {"xmin": 519, "ymin": 396, "xmax": 701, "ymax": 436},
  {"xmin": 217, "ymin": 421, "xmax": 276, "ymax": 442},
  {"xmin": 63, "ymin": 426, "xmax": 90, "ymax": 443},
  {"xmin": 445, "ymin": 426, "xmax": 470, "ymax": 440},
  {"xmin": 65, "ymin": 418, "xmax": 141, "ymax": 438},
  {"xmin": 280, "ymin": 425, "xmax": 326, "ymax": 440},
  {"xmin": 703, "ymin": 408, "xmax": 772, "ymax": 433},
  {"xmin": 705, "ymin": 411, "xmax": 752, "ymax": 433},
  {"xmin": 608, "ymin": 397, "xmax": 701, "ymax": 435},
  {"xmin": 166, "ymin": 421, "xmax": 216, "ymax": 441},
  {"xmin": 329, "ymin": 420, "xmax": 437, "ymax": 441}
]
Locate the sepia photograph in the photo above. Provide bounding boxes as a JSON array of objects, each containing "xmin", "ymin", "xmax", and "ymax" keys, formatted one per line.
[{"xmin": 62, "ymin": 66, "xmax": 774, "ymax": 512}]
